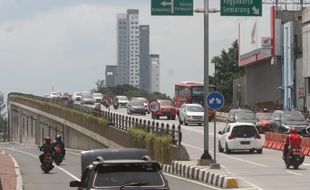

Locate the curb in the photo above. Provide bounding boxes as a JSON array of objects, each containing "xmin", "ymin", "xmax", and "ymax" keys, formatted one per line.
[
  {"xmin": 8, "ymin": 154, "xmax": 23, "ymax": 190},
  {"xmin": 163, "ymin": 161, "xmax": 238, "ymax": 188}
]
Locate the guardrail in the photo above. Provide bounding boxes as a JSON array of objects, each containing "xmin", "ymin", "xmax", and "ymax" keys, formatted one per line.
[{"xmin": 9, "ymin": 93, "xmax": 182, "ymax": 146}]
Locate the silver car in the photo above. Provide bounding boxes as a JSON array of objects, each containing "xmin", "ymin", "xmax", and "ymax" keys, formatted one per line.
[{"xmin": 179, "ymin": 104, "xmax": 204, "ymax": 125}]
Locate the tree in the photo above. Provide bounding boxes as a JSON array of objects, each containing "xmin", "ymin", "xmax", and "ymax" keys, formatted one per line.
[{"xmin": 212, "ymin": 40, "xmax": 244, "ymax": 104}]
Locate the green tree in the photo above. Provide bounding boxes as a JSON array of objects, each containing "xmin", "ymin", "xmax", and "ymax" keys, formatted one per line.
[{"xmin": 212, "ymin": 40, "xmax": 244, "ymax": 104}]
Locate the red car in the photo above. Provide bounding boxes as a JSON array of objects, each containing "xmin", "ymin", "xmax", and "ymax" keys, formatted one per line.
[
  {"xmin": 151, "ymin": 99, "xmax": 177, "ymax": 120},
  {"xmin": 255, "ymin": 112, "xmax": 272, "ymax": 133}
]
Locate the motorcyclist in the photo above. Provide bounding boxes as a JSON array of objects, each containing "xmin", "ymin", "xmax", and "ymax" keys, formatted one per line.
[
  {"xmin": 39, "ymin": 136, "xmax": 54, "ymax": 164},
  {"xmin": 53, "ymin": 135, "xmax": 65, "ymax": 157},
  {"xmin": 283, "ymin": 128, "xmax": 302, "ymax": 159}
]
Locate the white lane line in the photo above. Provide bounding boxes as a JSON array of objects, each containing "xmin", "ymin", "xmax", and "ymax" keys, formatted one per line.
[
  {"xmin": 4, "ymin": 147, "xmax": 80, "ymax": 180},
  {"xmin": 286, "ymin": 171, "xmax": 303, "ymax": 176},
  {"xmin": 163, "ymin": 172, "xmax": 222, "ymax": 190},
  {"xmin": 182, "ymin": 142, "xmax": 268, "ymax": 168},
  {"xmin": 302, "ymin": 163, "xmax": 310, "ymax": 166}
]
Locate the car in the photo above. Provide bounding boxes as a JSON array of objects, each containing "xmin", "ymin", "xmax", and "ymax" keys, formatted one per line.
[
  {"xmin": 255, "ymin": 112, "xmax": 272, "ymax": 133},
  {"xmin": 59, "ymin": 92, "xmax": 70, "ymax": 101},
  {"xmin": 127, "ymin": 100, "xmax": 147, "ymax": 115},
  {"xmin": 81, "ymin": 91, "xmax": 95, "ymax": 105},
  {"xmin": 151, "ymin": 99, "xmax": 177, "ymax": 120},
  {"xmin": 114, "ymin": 95, "xmax": 129, "ymax": 108},
  {"xmin": 131, "ymin": 97, "xmax": 149, "ymax": 113},
  {"xmin": 269, "ymin": 110, "xmax": 310, "ymax": 135},
  {"xmin": 178, "ymin": 104, "xmax": 204, "ymax": 125},
  {"xmin": 218, "ymin": 122, "xmax": 263, "ymax": 154},
  {"xmin": 92, "ymin": 93, "xmax": 103, "ymax": 103},
  {"xmin": 69, "ymin": 148, "xmax": 170, "ymax": 190},
  {"xmin": 227, "ymin": 108, "xmax": 256, "ymax": 124},
  {"xmin": 48, "ymin": 92, "xmax": 60, "ymax": 99},
  {"xmin": 72, "ymin": 92, "xmax": 82, "ymax": 102}
]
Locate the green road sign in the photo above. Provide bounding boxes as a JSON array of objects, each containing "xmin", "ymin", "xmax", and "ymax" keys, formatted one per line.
[
  {"xmin": 151, "ymin": 0, "xmax": 193, "ymax": 16},
  {"xmin": 221, "ymin": 0, "xmax": 262, "ymax": 16}
]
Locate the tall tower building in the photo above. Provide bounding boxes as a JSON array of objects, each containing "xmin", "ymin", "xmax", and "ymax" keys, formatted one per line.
[
  {"xmin": 116, "ymin": 9, "xmax": 140, "ymax": 87},
  {"xmin": 150, "ymin": 54, "xmax": 160, "ymax": 93},
  {"xmin": 105, "ymin": 65, "xmax": 118, "ymax": 87},
  {"xmin": 139, "ymin": 25, "xmax": 150, "ymax": 91}
]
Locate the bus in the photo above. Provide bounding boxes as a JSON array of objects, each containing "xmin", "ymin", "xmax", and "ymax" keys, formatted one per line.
[{"xmin": 174, "ymin": 81, "xmax": 216, "ymax": 120}]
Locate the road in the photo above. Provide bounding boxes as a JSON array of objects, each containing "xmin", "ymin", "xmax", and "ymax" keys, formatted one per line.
[
  {"xmin": 0, "ymin": 143, "xmax": 218, "ymax": 190},
  {"xmin": 107, "ymin": 106, "xmax": 310, "ymax": 190}
]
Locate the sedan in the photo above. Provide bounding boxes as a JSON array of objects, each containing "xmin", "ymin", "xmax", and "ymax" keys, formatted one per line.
[
  {"xmin": 179, "ymin": 104, "xmax": 204, "ymax": 125},
  {"xmin": 127, "ymin": 101, "xmax": 147, "ymax": 115},
  {"xmin": 218, "ymin": 122, "xmax": 263, "ymax": 154}
]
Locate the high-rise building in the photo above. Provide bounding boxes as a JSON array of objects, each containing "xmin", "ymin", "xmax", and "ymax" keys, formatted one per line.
[
  {"xmin": 150, "ymin": 54, "xmax": 160, "ymax": 93},
  {"xmin": 139, "ymin": 25, "xmax": 150, "ymax": 91},
  {"xmin": 116, "ymin": 9, "xmax": 140, "ymax": 88},
  {"xmin": 105, "ymin": 65, "xmax": 118, "ymax": 87}
]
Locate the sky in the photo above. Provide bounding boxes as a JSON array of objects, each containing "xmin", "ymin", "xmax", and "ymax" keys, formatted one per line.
[{"xmin": 0, "ymin": 0, "xmax": 240, "ymax": 99}]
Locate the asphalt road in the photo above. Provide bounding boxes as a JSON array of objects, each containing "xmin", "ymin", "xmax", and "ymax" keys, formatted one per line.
[
  {"xmin": 107, "ymin": 106, "xmax": 310, "ymax": 190},
  {"xmin": 0, "ymin": 143, "xmax": 218, "ymax": 190}
]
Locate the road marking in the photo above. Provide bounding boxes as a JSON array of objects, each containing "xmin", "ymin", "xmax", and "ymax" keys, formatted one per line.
[
  {"xmin": 163, "ymin": 172, "xmax": 222, "ymax": 190},
  {"xmin": 286, "ymin": 171, "xmax": 303, "ymax": 176},
  {"xmin": 303, "ymin": 163, "xmax": 310, "ymax": 166},
  {"xmin": 182, "ymin": 142, "xmax": 268, "ymax": 168},
  {"xmin": 4, "ymin": 147, "xmax": 80, "ymax": 180}
]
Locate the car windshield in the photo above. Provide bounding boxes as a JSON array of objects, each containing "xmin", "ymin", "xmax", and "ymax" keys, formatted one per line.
[
  {"xmin": 187, "ymin": 105, "xmax": 204, "ymax": 112},
  {"xmin": 118, "ymin": 96, "xmax": 128, "ymax": 101},
  {"xmin": 256, "ymin": 113, "xmax": 272, "ymax": 120},
  {"xmin": 231, "ymin": 125, "xmax": 257, "ymax": 138},
  {"xmin": 132, "ymin": 97, "xmax": 147, "ymax": 103},
  {"xmin": 159, "ymin": 100, "xmax": 172, "ymax": 106},
  {"xmin": 94, "ymin": 163, "xmax": 164, "ymax": 187},
  {"xmin": 131, "ymin": 101, "xmax": 144, "ymax": 106},
  {"xmin": 75, "ymin": 92, "xmax": 82, "ymax": 96},
  {"xmin": 236, "ymin": 112, "xmax": 255, "ymax": 120},
  {"xmin": 93, "ymin": 93, "xmax": 102, "ymax": 97},
  {"xmin": 283, "ymin": 112, "xmax": 305, "ymax": 122}
]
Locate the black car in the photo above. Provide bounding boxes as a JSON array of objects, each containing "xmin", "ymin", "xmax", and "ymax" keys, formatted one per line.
[
  {"xmin": 127, "ymin": 100, "xmax": 147, "ymax": 115},
  {"xmin": 227, "ymin": 108, "xmax": 256, "ymax": 124},
  {"xmin": 70, "ymin": 148, "xmax": 170, "ymax": 190},
  {"xmin": 270, "ymin": 110, "xmax": 310, "ymax": 135}
]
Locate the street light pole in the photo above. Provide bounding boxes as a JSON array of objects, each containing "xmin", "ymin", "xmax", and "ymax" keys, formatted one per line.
[{"xmin": 201, "ymin": 0, "xmax": 212, "ymax": 161}]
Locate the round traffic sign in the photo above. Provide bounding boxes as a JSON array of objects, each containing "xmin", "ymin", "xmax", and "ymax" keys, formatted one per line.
[
  {"xmin": 148, "ymin": 100, "xmax": 160, "ymax": 113},
  {"xmin": 102, "ymin": 96, "xmax": 113, "ymax": 106},
  {"xmin": 206, "ymin": 91, "xmax": 225, "ymax": 111}
]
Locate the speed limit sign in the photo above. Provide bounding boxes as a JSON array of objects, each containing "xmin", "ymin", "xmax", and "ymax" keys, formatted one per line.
[{"xmin": 148, "ymin": 100, "xmax": 160, "ymax": 113}]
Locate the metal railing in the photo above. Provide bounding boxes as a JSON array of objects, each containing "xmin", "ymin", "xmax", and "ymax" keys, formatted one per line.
[{"xmin": 9, "ymin": 93, "xmax": 182, "ymax": 145}]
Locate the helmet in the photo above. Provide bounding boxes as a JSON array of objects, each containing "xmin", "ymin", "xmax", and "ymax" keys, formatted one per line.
[
  {"xmin": 289, "ymin": 128, "xmax": 297, "ymax": 134},
  {"xmin": 56, "ymin": 134, "xmax": 62, "ymax": 141},
  {"xmin": 43, "ymin": 136, "xmax": 51, "ymax": 143}
]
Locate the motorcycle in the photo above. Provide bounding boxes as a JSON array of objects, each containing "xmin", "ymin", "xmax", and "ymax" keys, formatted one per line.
[
  {"xmin": 283, "ymin": 147, "xmax": 305, "ymax": 169},
  {"xmin": 54, "ymin": 144, "xmax": 64, "ymax": 165},
  {"xmin": 41, "ymin": 152, "xmax": 54, "ymax": 173}
]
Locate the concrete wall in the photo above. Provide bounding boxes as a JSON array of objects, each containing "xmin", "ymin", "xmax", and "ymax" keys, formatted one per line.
[{"xmin": 244, "ymin": 59, "xmax": 282, "ymax": 107}]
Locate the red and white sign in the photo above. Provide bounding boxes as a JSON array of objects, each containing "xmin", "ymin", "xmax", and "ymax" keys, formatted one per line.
[
  {"xmin": 148, "ymin": 100, "xmax": 160, "ymax": 113},
  {"xmin": 102, "ymin": 96, "xmax": 113, "ymax": 106}
]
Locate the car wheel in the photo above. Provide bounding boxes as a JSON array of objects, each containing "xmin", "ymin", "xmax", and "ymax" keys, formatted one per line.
[
  {"xmin": 218, "ymin": 141, "xmax": 224, "ymax": 152},
  {"xmin": 225, "ymin": 143, "xmax": 231, "ymax": 154},
  {"xmin": 293, "ymin": 164, "xmax": 299, "ymax": 169},
  {"xmin": 257, "ymin": 149, "xmax": 263, "ymax": 154}
]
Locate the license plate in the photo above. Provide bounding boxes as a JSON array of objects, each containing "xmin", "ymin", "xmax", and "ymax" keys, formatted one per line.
[{"xmin": 240, "ymin": 141, "xmax": 250, "ymax": 145}]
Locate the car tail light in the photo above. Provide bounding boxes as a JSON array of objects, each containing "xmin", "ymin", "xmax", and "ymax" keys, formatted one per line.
[
  {"xmin": 228, "ymin": 134, "xmax": 235, "ymax": 140},
  {"xmin": 255, "ymin": 134, "xmax": 261, "ymax": 139}
]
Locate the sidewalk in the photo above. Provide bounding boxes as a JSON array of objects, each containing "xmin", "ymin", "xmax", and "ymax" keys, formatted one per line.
[{"xmin": 0, "ymin": 149, "xmax": 20, "ymax": 190}]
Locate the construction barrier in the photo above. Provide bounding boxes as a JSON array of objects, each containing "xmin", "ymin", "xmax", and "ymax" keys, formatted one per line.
[{"xmin": 264, "ymin": 132, "xmax": 310, "ymax": 156}]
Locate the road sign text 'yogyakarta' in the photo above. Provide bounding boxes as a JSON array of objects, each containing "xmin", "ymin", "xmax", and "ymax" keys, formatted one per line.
[{"xmin": 221, "ymin": 0, "xmax": 262, "ymax": 16}]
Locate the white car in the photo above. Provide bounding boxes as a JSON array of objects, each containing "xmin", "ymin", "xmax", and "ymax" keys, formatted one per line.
[
  {"xmin": 72, "ymin": 92, "xmax": 82, "ymax": 102},
  {"xmin": 218, "ymin": 122, "xmax": 263, "ymax": 154},
  {"xmin": 49, "ymin": 92, "xmax": 59, "ymax": 99},
  {"xmin": 114, "ymin": 95, "xmax": 129, "ymax": 108},
  {"xmin": 92, "ymin": 93, "xmax": 103, "ymax": 103},
  {"xmin": 178, "ymin": 104, "xmax": 204, "ymax": 125},
  {"xmin": 81, "ymin": 91, "xmax": 95, "ymax": 105}
]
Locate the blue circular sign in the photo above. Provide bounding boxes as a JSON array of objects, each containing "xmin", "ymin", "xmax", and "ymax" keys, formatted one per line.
[{"xmin": 206, "ymin": 91, "xmax": 225, "ymax": 110}]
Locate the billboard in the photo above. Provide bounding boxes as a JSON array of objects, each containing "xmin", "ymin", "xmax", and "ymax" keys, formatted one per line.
[{"xmin": 238, "ymin": 6, "xmax": 276, "ymax": 66}]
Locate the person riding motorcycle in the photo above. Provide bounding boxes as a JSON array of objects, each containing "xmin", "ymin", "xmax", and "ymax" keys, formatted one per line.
[
  {"xmin": 283, "ymin": 128, "xmax": 302, "ymax": 159},
  {"xmin": 39, "ymin": 136, "xmax": 54, "ymax": 164},
  {"xmin": 53, "ymin": 135, "xmax": 65, "ymax": 157}
]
